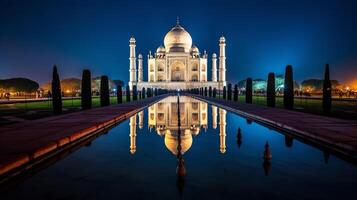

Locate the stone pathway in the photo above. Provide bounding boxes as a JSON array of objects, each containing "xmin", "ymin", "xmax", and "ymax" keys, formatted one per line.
[
  {"xmin": 0, "ymin": 95, "xmax": 168, "ymax": 178},
  {"xmin": 193, "ymin": 95, "xmax": 357, "ymax": 159}
]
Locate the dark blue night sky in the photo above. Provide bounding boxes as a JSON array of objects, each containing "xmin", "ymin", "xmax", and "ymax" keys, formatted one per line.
[{"xmin": 1, "ymin": 0, "xmax": 357, "ymax": 84}]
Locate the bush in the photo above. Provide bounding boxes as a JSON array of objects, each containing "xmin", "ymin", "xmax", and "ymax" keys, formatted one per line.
[
  {"xmin": 126, "ymin": 85, "xmax": 131, "ymax": 102},
  {"xmin": 117, "ymin": 86, "xmax": 122, "ymax": 104},
  {"xmin": 223, "ymin": 86, "xmax": 227, "ymax": 99},
  {"xmin": 284, "ymin": 65, "xmax": 294, "ymax": 109},
  {"xmin": 81, "ymin": 69, "xmax": 92, "ymax": 110},
  {"xmin": 52, "ymin": 65, "xmax": 62, "ymax": 115},
  {"xmin": 267, "ymin": 73, "xmax": 276, "ymax": 107},
  {"xmin": 246, "ymin": 78, "xmax": 252, "ymax": 104},
  {"xmin": 234, "ymin": 84, "xmax": 238, "ymax": 101},
  {"xmin": 147, "ymin": 88, "xmax": 152, "ymax": 97},
  {"xmin": 142, "ymin": 87, "xmax": 146, "ymax": 99},
  {"xmin": 213, "ymin": 88, "xmax": 217, "ymax": 98},
  {"xmin": 323, "ymin": 64, "xmax": 332, "ymax": 114},
  {"xmin": 227, "ymin": 83, "xmax": 232, "ymax": 100},
  {"xmin": 100, "ymin": 75, "xmax": 110, "ymax": 107},
  {"xmin": 133, "ymin": 85, "xmax": 138, "ymax": 101}
]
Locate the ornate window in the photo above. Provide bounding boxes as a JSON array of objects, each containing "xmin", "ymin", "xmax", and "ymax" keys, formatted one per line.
[
  {"xmin": 158, "ymin": 63, "xmax": 165, "ymax": 71},
  {"xmin": 192, "ymin": 63, "xmax": 198, "ymax": 71}
]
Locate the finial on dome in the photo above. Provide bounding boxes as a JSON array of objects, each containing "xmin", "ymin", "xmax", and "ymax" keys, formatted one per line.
[{"xmin": 176, "ymin": 16, "xmax": 180, "ymax": 26}]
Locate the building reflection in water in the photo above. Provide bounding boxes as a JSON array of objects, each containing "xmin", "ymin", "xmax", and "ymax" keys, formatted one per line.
[
  {"xmin": 129, "ymin": 96, "xmax": 228, "ymax": 155},
  {"xmin": 147, "ymin": 96, "xmax": 209, "ymax": 155},
  {"xmin": 219, "ymin": 108, "xmax": 227, "ymax": 154},
  {"xmin": 129, "ymin": 115, "xmax": 137, "ymax": 154}
]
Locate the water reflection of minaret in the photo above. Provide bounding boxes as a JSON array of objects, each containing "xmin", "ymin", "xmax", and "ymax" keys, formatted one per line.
[
  {"xmin": 129, "ymin": 115, "xmax": 137, "ymax": 154},
  {"xmin": 138, "ymin": 111, "xmax": 144, "ymax": 129},
  {"xmin": 212, "ymin": 105, "xmax": 218, "ymax": 129},
  {"xmin": 219, "ymin": 108, "xmax": 227, "ymax": 154}
]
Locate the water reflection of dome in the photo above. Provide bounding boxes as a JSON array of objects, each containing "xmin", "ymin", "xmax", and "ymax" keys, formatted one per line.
[{"xmin": 164, "ymin": 130, "xmax": 192, "ymax": 155}]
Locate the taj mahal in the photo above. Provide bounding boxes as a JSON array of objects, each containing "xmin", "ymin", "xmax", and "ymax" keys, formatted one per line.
[{"xmin": 128, "ymin": 19, "xmax": 227, "ymax": 90}]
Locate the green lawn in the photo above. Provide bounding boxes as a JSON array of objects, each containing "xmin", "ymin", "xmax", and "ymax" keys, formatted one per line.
[
  {"xmin": 0, "ymin": 96, "xmax": 130, "ymax": 120},
  {"xmin": 223, "ymin": 95, "xmax": 357, "ymax": 119}
]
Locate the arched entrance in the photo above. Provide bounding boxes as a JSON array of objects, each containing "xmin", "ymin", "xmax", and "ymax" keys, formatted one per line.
[{"xmin": 170, "ymin": 61, "xmax": 185, "ymax": 82}]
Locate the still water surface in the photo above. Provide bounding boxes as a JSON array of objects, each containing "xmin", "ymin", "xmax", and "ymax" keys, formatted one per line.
[{"xmin": 1, "ymin": 96, "xmax": 357, "ymax": 199}]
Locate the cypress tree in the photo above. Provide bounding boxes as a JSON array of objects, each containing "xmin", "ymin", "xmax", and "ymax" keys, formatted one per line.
[
  {"xmin": 204, "ymin": 87, "xmax": 208, "ymax": 96},
  {"xmin": 117, "ymin": 85, "xmax": 122, "ymax": 104},
  {"xmin": 267, "ymin": 73, "xmax": 276, "ymax": 107},
  {"xmin": 323, "ymin": 64, "xmax": 332, "ymax": 114},
  {"xmin": 246, "ymin": 78, "xmax": 253, "ymax": 104},
  {"xmin": 234, "ymin": 84, "xmax": 238, "ymax": 101},
  {"xmin": 209, "ymin": 86, "xmax": 212, "ymax": 97},
  {"xmin": 133, "ymin": 85, "xmax": 138, "ymax": 101},
  {"xmin": 155, "ymin": 88, "xmax": 158, "ymax": 96},
  {"xmin": 52, "ymin": 65, "xmax": 62, "ymax": 115},
  {"xmin": 223, "ymin": 86, "xmax": 227, "ymax": 100},
  {"xmin": 147, "ymin": 88, "xmax": 151, "ymax": 97},
  {"xmin": 213, "ymin": 88, "xmax": 217, "ymax": 98},
  {"xmin": 81, "ymin": 69, "xmax": 92, "ymax": 110},
  {"xmin": 227, "ymin": 83, "xmax": 232, "ymax": 100},
  {"xmin": 284, "ymin": 65, "xmax": 294, "ymax": 109},
  {"xmin": 142, "ymin": 87, "xmax": 146, "ymax": 99},
  {"xmin": 100, "ymin": 75, "xmax": 110, "ymax": 107},
  {"xmin": 126, "ymin": 85, "xmax": 131, "ymax": 102}
]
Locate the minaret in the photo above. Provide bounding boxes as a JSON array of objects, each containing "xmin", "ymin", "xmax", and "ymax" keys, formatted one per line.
[
  {"xmin": 129, "ymin": 115, "xmax": 137, "ymax": 154},
  {"xmin": 219, "ymin": 108, "xmax": 227, "ymax": 153},
  {"xmin": 211, "ymin": 53, "xmax": 217, "ymax": 82},
  {"xmin": 219, "ymin": 36, "xmax": 226, "ymax": 87},
  {"xmin": 129, "ymin": 37, "xmax": 137, "ymax": 90},
  {"xmin": 138, "ymin": 54, "xmax": 143, "ymax": 82},
  {"xmin": 212, "ymin": 105, "xmax": 217, "ymax": 129}
]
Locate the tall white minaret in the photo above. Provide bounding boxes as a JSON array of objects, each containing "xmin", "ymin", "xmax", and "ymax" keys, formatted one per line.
[
  {"xmin": 219, "ymin": 36, "xmax": 226, "ymax": 87},
  {"xmin": 129, "ymin": 115, "xmax": 137, "ymax": 154},
  {"xmin": 138, "ymin": 54, "xmax": 143, "ymax": 82},
  {"xmin": 219, "ymin": 108, "xmax": 227, "ymax": 154},
  {"xmin": 129, "ymin": 37, "xmax": 137, "ymax": 90},
  {"xmin": 211, "ymin": 53, "xmax": 217, "ymax": 82}
]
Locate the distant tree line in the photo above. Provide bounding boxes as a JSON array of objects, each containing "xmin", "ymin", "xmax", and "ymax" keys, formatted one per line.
[
  {"xmin": 0, "ymin": 78, "xmax": 39, "ymax": 93},
  {"xmin": 195, "ymin": 64, "xmax": 332, "ymax": 115}
]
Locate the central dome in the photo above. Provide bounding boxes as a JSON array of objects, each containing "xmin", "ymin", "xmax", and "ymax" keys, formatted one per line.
[{"xmin": 164, "ymin": 23, "xmax": 192, "ymax": 53}]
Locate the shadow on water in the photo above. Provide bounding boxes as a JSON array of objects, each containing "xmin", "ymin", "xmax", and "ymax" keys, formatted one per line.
[{"xmin": 176, "ymin": 92, "xmax": 186, "ymax": 198}]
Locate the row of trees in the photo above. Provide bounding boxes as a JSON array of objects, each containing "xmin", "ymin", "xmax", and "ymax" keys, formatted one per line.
[
  {"xmin": 51, "ymin": 65, "xmax": 168, "ymax": 115},
  {"xmin": 195, "ymin": 64, "xmax": 332, "ymax": 115}
]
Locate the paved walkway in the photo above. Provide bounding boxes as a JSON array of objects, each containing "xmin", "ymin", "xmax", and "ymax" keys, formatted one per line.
[
  {"xmin": 0, "ymin": 95, "xmax": 168, "ymax": 177},
  {"xmin": 193, "ymin": 95, "xmax": 357, "ymax": 159}
]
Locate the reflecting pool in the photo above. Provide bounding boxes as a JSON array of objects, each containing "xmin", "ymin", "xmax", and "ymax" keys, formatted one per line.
[{"xmin": 1, "ymin": 95, "xmax": 357, "ymax": 199}]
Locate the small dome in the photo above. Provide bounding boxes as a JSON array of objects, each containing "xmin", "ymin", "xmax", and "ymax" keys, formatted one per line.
[
  {"xmin": 129, "ymin": 37, "xmax": 136, "ymax": 44},
  {"xmin": 190, "ymin": 45, "xmax": 199, "ymax": 53},
  {"xmin": 156, "ymin": 45, "xmax": 165, "ymax": 53},
  {"xmin": 219, "ymin": 36, "xmax": 226, "ymax": 43},
  {"xmin": 212, "ymin": 53, "xmax": 217, "ymax": 57},
  {"xmin": 164, "ymin": 22, "xmax": 192, "ymax": 53}
]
